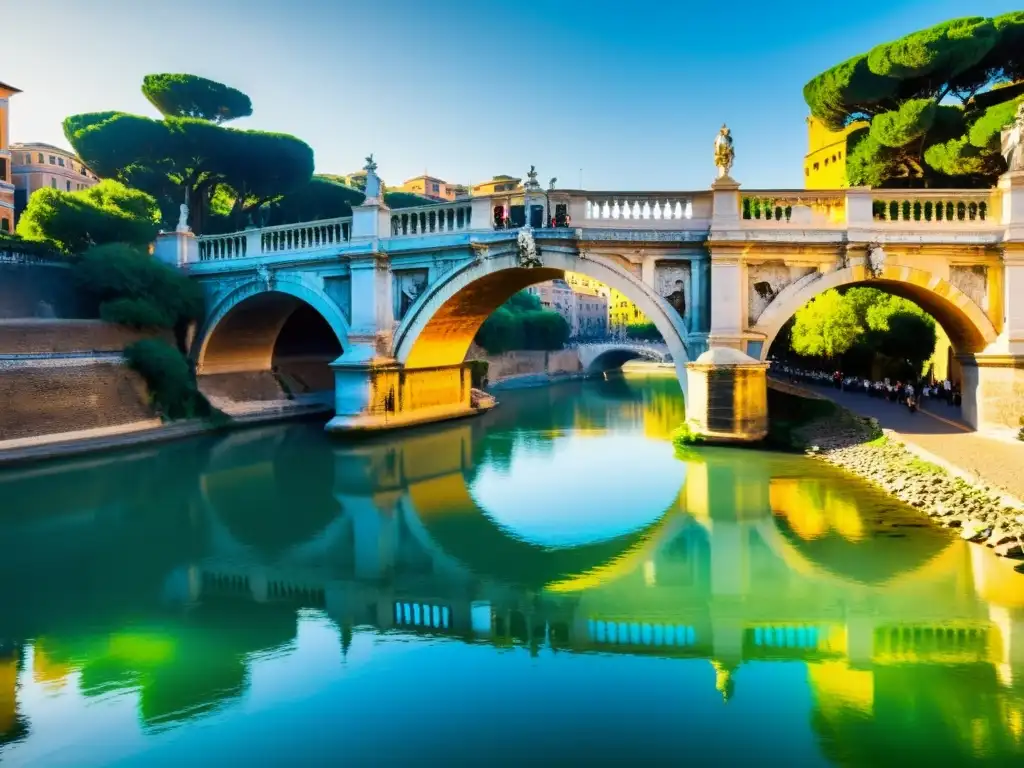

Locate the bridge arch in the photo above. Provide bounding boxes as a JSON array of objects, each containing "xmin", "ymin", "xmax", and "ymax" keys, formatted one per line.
[
  {"xmin": 392, "ymin": 244, "xmax": 690, "ymax": 382},
  {"xmin": 750, "ymin": 263, "xmax": 999, "ymax": 360},
  {"xmin": 195, "ymin": 275, "xmax": 350, "ymax": 379},
  {"xmin": 577, "ymin": 343, "xmax": 671, "ymax": 375}
]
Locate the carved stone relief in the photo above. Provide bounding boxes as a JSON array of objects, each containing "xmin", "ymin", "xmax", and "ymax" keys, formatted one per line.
[
  {"xmin": 322, "ymin": 275, "xmax": 352, "ymax": 323},
  {"xmin": 949, "ymin": 265, "xmax": 988, "ymax": 311},
  {"xmin": 655, "ymin": 262, "xmax": 692, "ymax": 322},
  {"xmin": 747, "ymin": 263, "xmax": 815, "ymax": 324},
  {"xmin": 393, "ymin": 268, "xmax": 429, "ymax": 321}
]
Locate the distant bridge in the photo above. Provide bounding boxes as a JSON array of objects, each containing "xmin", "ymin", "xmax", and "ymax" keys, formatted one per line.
[{"xmin": 574, "ymin": 341, "xmax": 671, "ymax": 374}]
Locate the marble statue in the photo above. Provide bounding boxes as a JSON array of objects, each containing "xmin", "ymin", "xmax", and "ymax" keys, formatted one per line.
[
  {"xmin": 256, "ymin": 263, "xmax": 274, "ymax": 290},
  {"xmin": 516, "ymin": 228, "xmax": 542, "ymax": 268},
  {"xmin": 714, "ymin": 124, "xmax": 735, "ymax": 179},
  {"xmin": 362, "ymin": 153, "xmax": 384, "ymax": 202},
  {"xmin": 868, "ymin": 244, "xmax": 886, "ymax": 278},
  {"xmin": 176, "ymin": 202, "xmax": 190, "ymax": 233},
  {"xmin": 1002, "ymin": 102, "xmax": 1024, "ymax": 172},
  {"xmin": 525, "ymin": 165, "xmax": 540, "ymax": 190}
]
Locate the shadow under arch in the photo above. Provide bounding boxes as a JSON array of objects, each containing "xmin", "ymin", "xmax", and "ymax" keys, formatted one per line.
[
  {"xmin": 194, "ymin": 278, "xmax": 349, "ymax": 377},
  {"xmin": 751, "ymin": 264, "xmax": 998, "ymax": 358},
  {"xmin": 584, "ymin": 347, "xmax": 667, "ymax": 375},
  {"xmin": 392, "ymin": 245, "xmax": 691, "ymax": 384}
]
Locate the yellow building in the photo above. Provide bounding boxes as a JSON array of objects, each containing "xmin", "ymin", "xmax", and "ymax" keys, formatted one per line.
[
  {"xmin": 0, "ymin": 80, "xmax": 21, "ymax": 233},
  {"xmin": 804, "ymin": 116, "xmax": 868, "ymax": 189},
  {"xmin": 609, "ymin": 289, "xmax": 647, "ymax": 334},
  {"xmin": 471, "ymin": 175, "xmax": 521, "ymax": 195},
  {"xmin": 11, "ymin": 142, "xmax": 100, "ymax": 222},
  {"xmin": 392, "ymin": 175, "xmax": 465, "ymax": 202}
]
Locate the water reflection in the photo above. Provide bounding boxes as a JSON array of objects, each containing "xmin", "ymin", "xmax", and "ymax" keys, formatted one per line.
[{"xmin": 0, "ymin": 376, "xmax": 1022, "ymax": 765}]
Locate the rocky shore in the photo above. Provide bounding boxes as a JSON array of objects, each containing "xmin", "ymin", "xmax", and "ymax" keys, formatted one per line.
[{"xmin": 795, "ymin": 406, "xmax": 1024, "ymax": 560}]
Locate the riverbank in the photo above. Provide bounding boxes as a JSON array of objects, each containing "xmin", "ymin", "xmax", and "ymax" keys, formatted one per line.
[
  {"xmin": 774, "ymin": 387, "xmax": 1024, "ymax": 560},
  {"xmin": 0, "ymin": 400, "xmax": 333, "ymax": 468}
]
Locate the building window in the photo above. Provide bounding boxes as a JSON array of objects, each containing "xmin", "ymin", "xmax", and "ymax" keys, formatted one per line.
[
  {"xmin": 58, "ymin": 157, "xmax": 65, "ymax": 167},
  {"xmin": 50, "ymin": 177, "xmax": 57, "ymax": 188},
  {"xmin": 48, "ymin": 155, "xmax": 56, "ymax": 165},
  {"xmin": 66, "ymin": 180, "xmax": 72, "ymax": 191},
  {"xmin": 0, "ymin": 218, "xmax": 8, "ymax": 232},
  {"xmin": 805, "ymin": 168, "xmax": 809, "ymax": 177},
  {"xmin": 23, "ymin": 152, "xmax": 32, "ymax": 164},
  {"xmin": 0, "ymin": 157, "xmax": 6, "ymax": 181},
  {"xmin": 824, "ymin": 158, "xmax": 830, "ymax": 166},
  {"xmin": 37, "ymin": 153, "xmax": 44, "ymax": 163},
  {"xmin": 431, "ymin": 183, "xmax": 440, "ymax": 193},
  {"xmin": 813, "ymin": 162, "xmax": 820, "ymax": 171}
]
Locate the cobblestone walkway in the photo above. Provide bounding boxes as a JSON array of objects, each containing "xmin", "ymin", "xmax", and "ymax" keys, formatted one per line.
[{"xmin": 779, "ymin": 379, "xmax": 1024, "ymax": 504}]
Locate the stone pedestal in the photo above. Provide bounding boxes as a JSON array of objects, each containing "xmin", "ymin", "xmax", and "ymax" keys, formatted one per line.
[
  {"xmin": 153, "ymin": 229, "xmax": 197, "ymax": 268},
  {"xmin": 686, "ymin": 347, "xmax": 769, "ymax": 442},
  {"xmin": 351, "ymin": 199, "xmax": 393, "ymax": 240}
]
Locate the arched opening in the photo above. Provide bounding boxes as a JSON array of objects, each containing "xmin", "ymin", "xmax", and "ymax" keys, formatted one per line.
[
  {"xmin": 752, "ymin": 267, "xmax": 998, "ymax": 430},
  {"xmin": 393, "ymin": 250, "xmax": 690, "ymax": 385},
  {"xmin": 197, "ymin": 291, "xmax": 344, "ymax": 409}
]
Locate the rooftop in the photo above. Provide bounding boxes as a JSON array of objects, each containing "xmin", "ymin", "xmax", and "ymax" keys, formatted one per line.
[
  {"xmin": 11, "ymin": 142, "xmax": 79, "ymax": 155},
  {"xmin": 0, "ymin": 80, "xmax": 22, "ymax": 94}
]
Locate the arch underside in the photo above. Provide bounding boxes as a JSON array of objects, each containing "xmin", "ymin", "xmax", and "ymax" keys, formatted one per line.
[
  {"xmin": 754, "ymin": 266, "xmax": 998, "ymax": 358},
  {"xmin": 404, "ymin": 267, "xmax": 564, "ymax": 369},
  {"xmin": 397, "ymin": 251, "xmax": 691, "ymax": 380},
  {"xmin": 198, "ymin": 291, "xmax": 343, "ymax": 400},
  {"xmin": 587, "ymin": 349, "xmax": 663, "ymax": 374}
]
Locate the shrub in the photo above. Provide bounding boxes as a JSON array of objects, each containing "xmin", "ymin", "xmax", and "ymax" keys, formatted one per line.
[
  {"xmin": 100, "ymin": 297, "xmax": 173, "ymax": 328},
  {"xmin": 74, "ymin": 243, "xmax": 203, "ymax": 336},
  {"xmin": 124, "ymin": 339, "xmax": 207, "ymax": 420}
]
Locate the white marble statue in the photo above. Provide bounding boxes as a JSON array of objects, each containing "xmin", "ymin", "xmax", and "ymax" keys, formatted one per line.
[
  {"xmin": 176, "ymin": 202, "xmax": 190, "ymax": 233},
  {"xmin": 714, "ymin": 124, "xmax": 735, "ymax": 179},
  {"xmin": 1002, "ymin": 102, "xmax": 1024, "ymax": 173},
  {"xmin": 516, "ymin": 228, "xmax": 541, "ymax": 268}
]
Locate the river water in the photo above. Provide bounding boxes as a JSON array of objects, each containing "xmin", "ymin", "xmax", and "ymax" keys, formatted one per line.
[{"xmin": 1, "ymin": 375, "xmax": 1022, "ymax": 766}]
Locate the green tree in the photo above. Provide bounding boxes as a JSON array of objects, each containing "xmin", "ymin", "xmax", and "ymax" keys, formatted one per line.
[
  {"xmin": 786, "ymin": 287, "xmax": 938, "ymax": 378},
  {"xmin": 475, "ymin": 291, "xmax": 570, "ymax": 354},
  {"xmin": 16, "ymin": 180, "xmax": 160, "ymax": 255},
  {"xmin": 64, "ymin": 74, "xmax": 314, "ymax": 234},
  {"xmin": 804, "ymin": 13, "xmax": 1024, "ymax": 187},
  {"xmin": 141, "ymin": 73, "xmax": 252, "ymax": 123},
  {"xmin": 790, "ymin": 289, "xmax": 863, "ymax": 358}
]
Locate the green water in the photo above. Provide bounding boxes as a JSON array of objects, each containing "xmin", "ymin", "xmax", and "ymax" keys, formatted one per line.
[{"xmin": 1, "ymin": 375, "xmax": 1022, "ymax": 767}]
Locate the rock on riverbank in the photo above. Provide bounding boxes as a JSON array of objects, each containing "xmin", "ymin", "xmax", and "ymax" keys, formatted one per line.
[{"xmin": 795, "ymin": 410, "xmax": 1024, "ymax": 559}]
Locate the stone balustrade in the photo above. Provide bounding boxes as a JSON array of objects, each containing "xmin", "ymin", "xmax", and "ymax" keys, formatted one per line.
[
  {"xmin": 870, "ymin": 190, "xmax": 999, "ymax": 227},
  {"xmin": 197, "ymin": 231, "xmax": 249, "ymax": 261},
  {"xmin": 261, "ymin": 217, "xmax": 351, "ymax": 253},
  {"xmin": 196, "ymin": 217, "xmax": 352, "ymax": 262},
  {"xmin": 582, "ymin": 193, "xmax": 697, "ymax": 225},
  {"xmin": 742, "ymin": 191, "xmax": 846, "ymax": 224},
  {"xmin": 390, "ymin": 202, "xmax": 474, "ymax": 237},
  {"xmin": 186, "ymin": 186, "xmax": 1014, "ymax": 268}
]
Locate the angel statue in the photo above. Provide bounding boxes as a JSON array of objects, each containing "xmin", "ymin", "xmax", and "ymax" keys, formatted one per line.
[
  {"xmin": 714, "ymin": 124, "xmax": 735, "ymax": 179},
  {"xmin": 364, "ymin": 153, "xmax": 378, "ymax": 173}
]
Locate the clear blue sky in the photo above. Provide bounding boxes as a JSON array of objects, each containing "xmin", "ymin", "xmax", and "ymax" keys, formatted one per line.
[{"xmin": 5, "ymin": 0, "xmax": 1022, "ymax": 190}]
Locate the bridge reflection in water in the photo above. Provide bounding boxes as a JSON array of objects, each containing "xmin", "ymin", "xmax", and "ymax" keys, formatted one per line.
[{"xmin": 0, "ymin": 376, "xmax": 1022, "ymax": 764}]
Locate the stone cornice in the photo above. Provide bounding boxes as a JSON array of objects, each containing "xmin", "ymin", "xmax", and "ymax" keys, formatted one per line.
[
  {"xmin": 956, "ymin": 353, "xmax": 1024, "ymax": 369},
  {"xmin": 577, "ymin": 228, "xmax": 709, "ymax": 244}
]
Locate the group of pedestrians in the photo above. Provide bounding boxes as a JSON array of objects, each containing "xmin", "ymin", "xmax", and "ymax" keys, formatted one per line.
[{"xmin": 770, "ymin": 362, "xmax": 961, "ymax": 415}]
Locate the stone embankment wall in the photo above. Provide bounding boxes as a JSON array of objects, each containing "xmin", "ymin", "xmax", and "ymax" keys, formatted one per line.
[
  {"xmin": 0, "ymin": 262, "xmax": 85, "ymax": 319},
  {"xmin": 796, "ymin": 407, "xmax": 1024, "ymax": 560},
  {"xmin": 466, "ymin": 344, "xmax": 584, "ymax": 388},
  {"xmin": 0, "ymin": 320, "xmax": 165, "ymax": 443}
]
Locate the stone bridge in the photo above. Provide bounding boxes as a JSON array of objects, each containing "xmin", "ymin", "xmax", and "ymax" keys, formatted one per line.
[
  {"xmin": 574, "ymin": 341, "xmax": 671, "ymax": 374},
  {"xmin": 155, "ymin": 165, "xmax": 1024, "ymax": 438}
]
